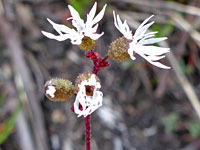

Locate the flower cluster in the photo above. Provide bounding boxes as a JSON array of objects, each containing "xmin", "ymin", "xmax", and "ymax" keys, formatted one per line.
[
  {"xmin": 43, "ymin": 2, "xmax": 170, "ymax": 117},
  {"xmin": 42, "ymin": 2, "xmax": 106, "ymax": 47},
  {"xmin": 113, "ymin": 12, "xmax": 170, "ymax": 69}
]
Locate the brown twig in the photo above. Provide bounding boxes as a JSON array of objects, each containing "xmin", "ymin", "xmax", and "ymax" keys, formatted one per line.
[
  {"xmin": 14, "ymin": 73, "xmax": 35, "ymax": 150},
  {"xmin": 115, "ymin": 0, "xmax": 200, "ymax": 17},
  {"xmin": 169, "ymin": 12, "xmax": 200, "ymax": 47}
]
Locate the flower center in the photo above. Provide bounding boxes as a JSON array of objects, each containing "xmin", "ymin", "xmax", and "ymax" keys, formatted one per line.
[
  {"xmin": 79, "ymin": 36, "xmax": 97, "ymax": 51},
  {"xmin": 85, "ymin": 85, "xmax": 95, "ymax": 96}
]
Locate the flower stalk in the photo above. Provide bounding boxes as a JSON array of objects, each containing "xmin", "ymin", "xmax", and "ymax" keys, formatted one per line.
[
  {"xmin": 84, "ymin": 115, "xmax": 91, "ymax": 150},
  {"xmin": 84, "ymin": 50, "xmax": 109, "ymax": 150},
  {"xmin": 86, "ymin": 50, "xmax": 109, "ymax": 74}
]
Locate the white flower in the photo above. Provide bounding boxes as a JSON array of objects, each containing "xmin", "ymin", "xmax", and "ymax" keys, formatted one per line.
[
  {"xmin": 46, "ymin": 85, "xmax": 56, "ymax": 98},
  {"xmin": 74, "ymin": 74, "xmax": 103, "ymax": 117},
  {"xmin": 113, "ymin": 12, "xmax": 170, "ymax": 69},
  {"xmin": 41, "ymin": 2, "xmax": 107, "ymax": 45}
]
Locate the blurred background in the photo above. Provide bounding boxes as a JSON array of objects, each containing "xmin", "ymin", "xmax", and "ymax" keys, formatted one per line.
[{"xmin": 1, "ymin": 0, "xmax": 200, "ymax": 150}]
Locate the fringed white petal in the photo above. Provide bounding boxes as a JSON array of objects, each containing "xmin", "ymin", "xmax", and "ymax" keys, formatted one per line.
[
  {"xmin": 74, "ymin": 74, "xmax": 103, "ymax": 118},
  {"xmin": 42, "ymin": 18, "xmax": 76, "ymax": 41},
  {"xmin": 137, "ymin": 51, "xmax": 170, "ymax": 69},
  {"xmin": 133, "ymin": 15, "xmax": 154, "ymax": 39},
  {"xmin": 87, "ymin": 2, "xmax": 97, "ymax": 23},
  {"xmin": 41, "ymin": 31, "xmax": 70, "ymax": 41},
  {"xmin": 68, "ymin": 5, "xmax": 84, "ymax": 31},
  {"xmin": 113, "ymin": 11, "xmax": 133, "ymax": 40},
  {"xmin": 87, "ymin": 32, "xmax": 104, "ymax": 40},
  {"xmin": 129, "ymin": 42, "xmax": 170, "ymax": 69},
  {"xmin": 47, "ymin": 18, "xmax": 72, "ymax": 34},
  {"xmin": 128, "ymin": 48, "xmax": 136, "ymax": 60},
  {"xmin": 146, "ymin": 55, "xmax": 166, "ymax": 61},
  {"xmin": 85, "ymin": 3, "xmax": 107, "ymax": 40},
  {"xmin": 138, "ymin": 37, "xmax": 167, "ymax": 45},
  {"xmin": 134, "ymin": 45, "xmax": 170, "ymax": 56},
  {"xmin": 134, "ymin": 21, "xmax": 154, "ymax": 41},
  {"xmin": 140, "ymin": 37, "xmax": 167, "ymax": 45},
  {"xmin": 91, "ymin": 4, "xmax": 107, "ymax": 25},
  {"xmin": 89, "ymin": 23, "xmax": 98, "ymax": 34}
]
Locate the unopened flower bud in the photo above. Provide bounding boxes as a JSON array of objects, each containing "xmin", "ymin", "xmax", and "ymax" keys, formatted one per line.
[
  {"xmin": 108, "ymin": 36, "xmax": 132, "ymax": 62},
  {"xmin": 79, "ymin": 37, "xmax": 97, "ymax": 51},
  {"xmin": 44, "ymin": 78, "xmax": 74, "ymax": 102},
  {"xmin": 75, "ymin": 72, "xmax": 100, "ymax": 94}
]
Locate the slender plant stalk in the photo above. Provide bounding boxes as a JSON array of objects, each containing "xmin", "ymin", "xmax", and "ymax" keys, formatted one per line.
[
  {"xmin": 84, "ymin": 115, "xmax": 91, "ymax": 150},
  {"xmin": 84, "ymin": 51, "xmax": 109, "ymax": 150}
]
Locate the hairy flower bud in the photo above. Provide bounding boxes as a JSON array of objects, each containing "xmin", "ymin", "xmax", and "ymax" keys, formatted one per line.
[
  {"xmin": 79, "ymin": 37, "xmax": 97, "ymax": 51},
  {"xmin": 75, "ymin": 72, "xmax": 100, "ymax": 94},
  {"xmin": 44, "ymin": 78, "xmax": 74, "ymax": 102},
  {"xmin": 108, "ymin": 36, "xmax": 132, "ymax": 62}
]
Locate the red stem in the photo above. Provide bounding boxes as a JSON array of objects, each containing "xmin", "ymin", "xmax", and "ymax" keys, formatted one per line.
[
  {"xmin": 93, "ymin": 67, "xmax": 99, "ymax": 75},
  {"xmin": 101, "ymin": 55, "xmax": 109, "ymax": 63},
  {"xmin": 84, "ymin": 115, "xmax": 91, "ymax": 150},
  {"xmin": 84, "ymin": 59, "xmax": 98, "ymax": 150},
  {"xmin": 84, "ymin": 52, "xmax": 109, "ymax": 150}
]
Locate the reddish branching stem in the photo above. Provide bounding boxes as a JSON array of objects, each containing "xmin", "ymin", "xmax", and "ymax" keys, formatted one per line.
[
  {"xmin": 82, "ymin": 50, "xmax": 110, "ymax": 150},
  {"xmin": 86, "ymin": 50, "xmax": 110, "ymax": 75}
]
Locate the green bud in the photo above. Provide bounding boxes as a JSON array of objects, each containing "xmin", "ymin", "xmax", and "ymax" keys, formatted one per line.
[
  {"xmin": 79, "ymin": 37, "xmax": 97, "ymax": 51},
  {"xmin": 108, "ymin": 36, "xmax": 132, "ymax": 62},
  {"xmin": 44, "ymin": 78, "xmax": 74, "ymax": 102}
]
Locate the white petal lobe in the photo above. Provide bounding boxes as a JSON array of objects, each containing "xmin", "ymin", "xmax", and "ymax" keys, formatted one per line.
[
  {"xmin": 46, "ymin": 86, "xmax": 56, "ymax": 98},
  {"xmin": 41, "ymin": 31, "xmax": 70, "ymax": 41},
  {"xmin": 92, "ymin": 4, "xmax": 107, "ymax": 25},
  {"xmin": 113, "ymin": 11, "xmax": 133, "ymax": 40}
]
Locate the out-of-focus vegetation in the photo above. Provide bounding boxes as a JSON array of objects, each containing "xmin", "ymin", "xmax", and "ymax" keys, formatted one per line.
[
  {"xmin": 162, "ymin": 112, "xmax": 179, "ymax": 132},
  {"xmin": 67, "ymin": 0, "xmax": 93, "ymax": 17},
  {"xmin": 0, "ymin": 102, "xmax": 21, "ymax": 145}
]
